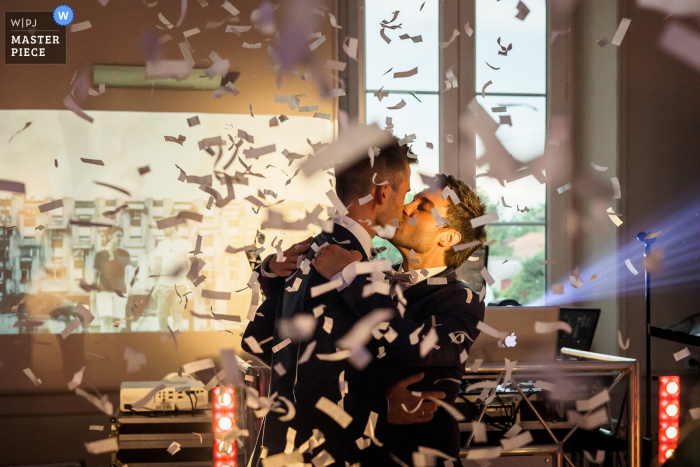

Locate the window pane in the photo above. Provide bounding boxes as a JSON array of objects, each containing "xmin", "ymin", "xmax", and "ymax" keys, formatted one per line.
[
  {"xmin": 475, "ymin": 0, "xmax": 546, "ymax": 94},
  {"xmin": 475, "ymin": 96, "xmax": 546, "ymax": 221},
  {"xmin": 484, "ymin": 225, "xmax": 545, "ymax": 305},
  {"xmin": 365, "ymin": 0, "xmax": 439, "ymax": 92},
  {"xmin": 366, "ymin": 93, "xmax": 440, "ymax": 191}
]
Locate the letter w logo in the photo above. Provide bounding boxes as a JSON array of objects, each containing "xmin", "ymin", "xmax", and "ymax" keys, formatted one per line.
[
  {"xmin": 57, "ymin": 11, "xmax": 69, "ymax": 20},
  {"xmin": 10, "ymin": 19, "xmax": 21, "ymax": 26}
]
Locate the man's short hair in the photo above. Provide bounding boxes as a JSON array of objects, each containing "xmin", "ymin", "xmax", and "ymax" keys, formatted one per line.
[
  {"xmin": 437, "ymin": 174, "xmax": 488, "ymax": 269},
  {"xmin": 335, "ymin": 137, "xmax": 417, "ymax": 206}
]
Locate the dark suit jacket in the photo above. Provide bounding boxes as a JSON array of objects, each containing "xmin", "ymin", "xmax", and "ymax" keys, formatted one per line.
[
  {"xmin": 243, "ymin": 236, "xmax": 483, "ymax": 465},
  {"xmin": 242, "ymin": 222, "xmax": 372, "ymax": 462},
  {"xmin": 344, "ymin": 267, "xmax": 484, "ymax": 466}
]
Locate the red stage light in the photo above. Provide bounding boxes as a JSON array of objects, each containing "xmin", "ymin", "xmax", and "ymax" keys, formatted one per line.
[
  {"xmin": 213, "ymin": 386, "xmax": 236, "ymax": 466},
  {"xmin": 659, "ymin": 376, "xmax": 680, "ymax": 465}
]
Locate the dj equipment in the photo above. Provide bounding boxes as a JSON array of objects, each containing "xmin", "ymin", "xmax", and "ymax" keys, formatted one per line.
[
  {"xmin": 456, "ymin": 350, "xmax": 640, "ymax": 466},
  {"xmin": 120, "ymin": 374, "xmax": 208, "ymax": 412}
]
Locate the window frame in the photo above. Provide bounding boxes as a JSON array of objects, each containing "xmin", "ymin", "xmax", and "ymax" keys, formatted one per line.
[{"xmin": 340, "ymin": 0, "xmax": 574, "ymax": 300}]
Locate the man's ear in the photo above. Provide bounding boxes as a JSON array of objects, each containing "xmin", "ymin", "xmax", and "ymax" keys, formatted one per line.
[
  {"xmin": 373, "ymin": 183, "xmax": 391, "ymax": 205},
  {"xmin": 437, "ymin": 229, "xmax": 461, "ymax": 249}
]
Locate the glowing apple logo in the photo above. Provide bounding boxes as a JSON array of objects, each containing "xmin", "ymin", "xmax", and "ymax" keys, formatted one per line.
[{"xmin": 505, "ymin": 333, "xmax": 517, "ymax": 348}]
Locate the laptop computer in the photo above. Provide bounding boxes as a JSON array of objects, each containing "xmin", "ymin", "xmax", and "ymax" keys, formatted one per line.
[
  {"xmin": 557, "ymin": 307, "xmax": 601, "ymax": 351},
  {"xmin": 468, "ymin": 306, "xmax": 561, "ymax": 363}
]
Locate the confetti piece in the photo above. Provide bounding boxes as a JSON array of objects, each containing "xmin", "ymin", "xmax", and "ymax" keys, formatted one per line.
[
  {"xmin": 611, "ymin": 18, "xmax": 631, "ymax": 46},
  {"xmin": 394, "ymin": 67, "xmax": 418, "ymax": 79},
  {"xmin": 591, "ymin": 162, "xmax": 608, "ymax": 171},
  {"xmin": 63, "ymin": 95, "xmax": 94, "ymax": 123},
  {"xmin": 24, "ymin": 368, "xmax": 42, "ymax": 386},
  {"xmin": 243, "ymin": 145, "xmax": 276, "ymax": 159},
  {"xmin": 380, "ymin": 28, "xmax": 391, "ymax": 44},
  {"xmin": 611, "ymin": 177, "xmax": 621, "ymax": 199},
  {"xmin": 575, "ymin": 389, "xmax": 610, "ymax": 412},
  {"xmin": 624, "ymin": 259, "xmax": 639, "ymax": 275},
  {"xmin": 94, "ymin": 181, "xmax": 131, "ymax": 196},
  {"xmin": 440, "ymin": 29, "xmax": 460, "ymax": 49},
  {"xmin": 534, "ymin": 321, "xmax": 572, "ymax": 334},
  {"xmin": 89, "ymin": 425, "xmax": 104, "ymax": 431},
  {"xmin": 221, "ymin": 0, "xmax": 239, "ymax": 16},
  {"xmin": 85, "ymin": 437, "xmax": 119, "ymax": 454},
  {"xmin": 201, "ymin": 290, "xmax": 231, "ymax": 300},
  {"xmin": 481, "ymin": 80, "xmax": 492, "ymax": 98},
  {"xmin": 61, "ymin": 318, "xmax": 82, "ymax": 339},
  {"xmin": 358, "ymin": 194, "xmax": 373, "ymax": 205},
  {"xmin": 690, "ymin": 408, "xmax": 700, "ymax": 420},
  {"xmin": 607, "ymin": 207, "xmax": 623, "ymax": 227},
  {"xmin": 427, "ymin": 397, "xmax": 465, "ymax": 421},
  {"xmin": 39, "ymin": 199, "xmax": 63, "ymax": 213},
  {"xmin": 617, "ymin": 330, "xmax": 630, "ymax": 350},
  {"xmin": 501, "ymin": 430, "xmax": 533, "ymax": 450},
  {"xmin": 310, "ymin": 278, "xmax": 344, "ymax": 298},
  {"xmin": 343, "ymin": 36, "xmax": 358, "ymax": 60},
  {"xmin": 476, "ymin": 321, "xmax": 507, "ymax": 339},
  {"xmin": 309, "ymin": 35, "xmax": 326, "ymax": 51},
  {"xmin": 183, "ymin": 28, "xmax": 200, "ymax": 38},
  {"xmin": 168, "ymin": 441, "xmax": 181, "ymax": 455},
  {"xmin": 71, "ymin": 21, "xmax": 92, "ymax": 33},
  {"xmin": 674, "ymin": 347, "xmax": 691, "ymax": 361},
  {"xmin": 584, "ymin": 451, "xmax": 605, "ymax": 464},
  {"xmin": 534, "ymin": 380, "xmax": 556, "ymax": 392},
  {"xmin": 387, "ymin": 99, "xmax": 406, "ymax": 110},
  {"xmin": 187, "ymin": 116, "xmax": 200, "ymax": 126},
  {"xmin": 466, "ymin": 447, "xmax": 502, "ymax": 460},
  {"xmin": 515, "ymin": 1, "xmax": 530, "ymax": 20},
  {"xmin": 325, "ymin": 59, "xmax": 347, "ymax": 71},
  {"xmin": 464, "ymin": 22, "xmax": 474, "ymax": 37},
  {"xmin": 81, "ymin": 158, "xmax": 105, "ymax": 166},
  {"xmin": 567, "ymin": 408, "xmax": 608, "ymax": 430},
  {"xmin": 471, "ymin": 212, "xmax": 498, "ymax": 227},
  {"xmin": 316, "ymin": 396, "xmax": 353, "ymax": 428},
  {"xmin": 183, "ymin": 358, "xmax": 215, "ymax": 374},
  {"xmin": 8, "ymin": 122, "xmax": 31, "ymax": 143},
  {"xmin": 557, "ymin": 183, "xmax": 571, "ymax": 194}
]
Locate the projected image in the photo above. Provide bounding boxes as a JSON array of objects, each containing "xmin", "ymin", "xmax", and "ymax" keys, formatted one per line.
[{"xmin": 0, "ymin": 109, "xmax": 333, "ymax": 335}]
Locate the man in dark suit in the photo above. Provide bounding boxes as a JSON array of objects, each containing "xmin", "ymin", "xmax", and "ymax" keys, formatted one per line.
[
  {"xmin": 242, "ymin": 139, "xmax": 429, "ymax": 465},
  {"xmin": 312, "ymin": 174, "xmax": 488, "ymax": 466}
]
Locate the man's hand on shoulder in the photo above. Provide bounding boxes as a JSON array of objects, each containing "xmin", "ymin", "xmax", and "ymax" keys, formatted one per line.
[
  {"xmin": 311, "ymin": 244, "xmax": 362, "ymax": 280},
  {"xmin": 268, "ymin": 237, "xmax": 313, "ymax": 277},
  {"xmin": 385, "ymin": 373, "xmax": 446, "ymax": 425}
]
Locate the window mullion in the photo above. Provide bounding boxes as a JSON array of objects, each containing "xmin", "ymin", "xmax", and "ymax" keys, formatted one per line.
[{"xmin": 439, "ymin": 0, "xmax": 461, "ymax": 179}]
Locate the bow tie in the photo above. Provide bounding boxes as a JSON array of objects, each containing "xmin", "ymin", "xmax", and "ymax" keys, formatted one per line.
[
  {"xmin": 384, "ymin": 269, "xmax": 416, "ymax": 291},
  {"xmin": 370, "ymin": 246, "xmax": 387, "ymax": 260}
]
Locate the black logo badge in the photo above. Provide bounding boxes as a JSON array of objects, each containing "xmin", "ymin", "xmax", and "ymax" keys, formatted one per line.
[{"xmin": 5, "ymin": 12, "xmax": 67, "ymax": 65}]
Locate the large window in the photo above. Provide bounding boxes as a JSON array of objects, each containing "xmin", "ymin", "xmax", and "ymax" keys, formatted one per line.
[
  {"xmin": 364, "ymin": 0, "xmax": 441, "ymax": 192},
  {"xmin": 474, "ymin": 0, "xmax": 547, "ymax": 304},
  {"xmin": 362, "ymin": 0, "xmax": 547, "ymax": 303}
]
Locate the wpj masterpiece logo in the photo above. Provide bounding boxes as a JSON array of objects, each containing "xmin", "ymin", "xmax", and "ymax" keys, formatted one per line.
[{"xmin": 4, "ymin": 6, "xmax": 72, "ymax": 64}]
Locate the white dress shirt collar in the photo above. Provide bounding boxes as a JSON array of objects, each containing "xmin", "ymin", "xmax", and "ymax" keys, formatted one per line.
[{"xmin": 334, "ymin": 215, "xmax": 373, "ymax": 258}]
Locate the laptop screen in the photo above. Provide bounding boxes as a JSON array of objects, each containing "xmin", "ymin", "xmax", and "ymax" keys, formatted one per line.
[{"xmin": 557, "ymin": 307, "xmax": 601, "ymax": 351}]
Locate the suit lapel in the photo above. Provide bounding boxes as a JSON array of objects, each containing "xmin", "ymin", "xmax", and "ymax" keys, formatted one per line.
[{"xmin": 403, "ymin": 267, "xmax": 457, "ymax": 303}]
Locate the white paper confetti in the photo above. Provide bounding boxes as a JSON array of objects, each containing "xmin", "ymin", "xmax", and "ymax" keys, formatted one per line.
[
  {"xmin": 674, "ymin": 347, "xmax": 691, "ymax": 361},
  {"xmin": 624, "ymin": 259, "xmax": 639, "ymax": 275}
]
